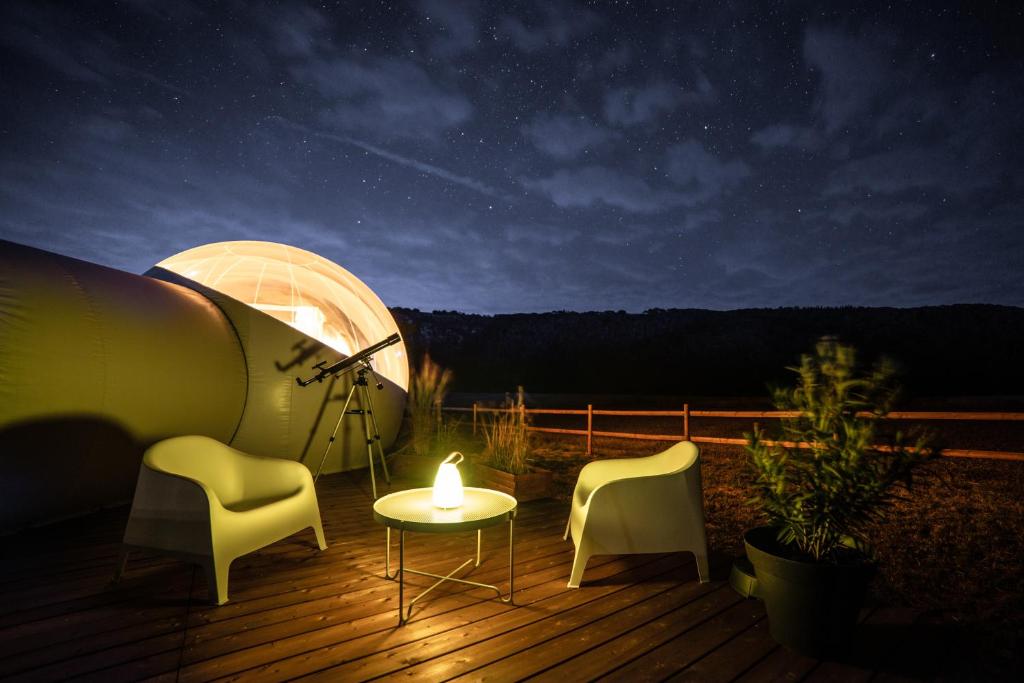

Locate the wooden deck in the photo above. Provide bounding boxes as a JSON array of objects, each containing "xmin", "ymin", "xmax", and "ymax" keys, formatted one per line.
[{"xmin": 0, "ymin": 472, "xmax": 954, "ymax": 682}]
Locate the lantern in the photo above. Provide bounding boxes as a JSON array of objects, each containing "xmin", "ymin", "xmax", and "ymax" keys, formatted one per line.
[{"xmin": 432, "ymin": 452, "xmax": 464, "ymax": 509}]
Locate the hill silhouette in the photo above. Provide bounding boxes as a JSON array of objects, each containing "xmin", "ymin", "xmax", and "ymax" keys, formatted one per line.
[{"xmin": 389, "ymin": 305, "xmax": 1024, "ymax": 398}]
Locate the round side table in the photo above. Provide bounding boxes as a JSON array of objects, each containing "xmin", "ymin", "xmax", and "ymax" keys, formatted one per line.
[{"xmin": 373, "ymin": 487, "xmax": 518, "ymax": 624}]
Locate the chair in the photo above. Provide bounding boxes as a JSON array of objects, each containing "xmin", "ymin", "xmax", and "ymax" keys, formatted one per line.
[
  {"xmin": 564, "ymin": 440, "xmax": 709, "ymax": 588},
  {"xmin": 117, "ymin": 435, "xmax": 327, "ymax": 604}
]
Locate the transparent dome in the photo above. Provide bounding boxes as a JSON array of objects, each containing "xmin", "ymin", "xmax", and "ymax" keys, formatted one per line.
[{"xmin": 156, "ymin": 241, "xmax": 408, "ymax": 390}]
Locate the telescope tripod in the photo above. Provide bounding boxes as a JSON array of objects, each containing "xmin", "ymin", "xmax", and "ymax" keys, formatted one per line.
[{"xmin": 313, "ymin": 364, "xmax": 391, "ymax": 499}]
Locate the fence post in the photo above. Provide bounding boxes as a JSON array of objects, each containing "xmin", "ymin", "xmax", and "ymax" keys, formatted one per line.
[
  {"xmin": 587, "ymin": 403, "xmax": 593, "ymax": 456},
  {"xmin": 472, "ymin": 402, "xmax": 478, "ymax": 436},
  {"xmin": 683, "ymin": 403, "xmax": 690, "ymax": 440}
]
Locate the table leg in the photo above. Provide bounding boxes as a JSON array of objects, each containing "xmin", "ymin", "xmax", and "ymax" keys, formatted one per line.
[
  {"xmin": 387, "ymin": 515, "xmax": 517, "ymax": 624},
  {"xmin": 398, "ymin": 529, "xmax": 404, "ymax": 626},
  {"xmin": 507, "ymin": 516, "xmax": 514, "ymax": 603}
]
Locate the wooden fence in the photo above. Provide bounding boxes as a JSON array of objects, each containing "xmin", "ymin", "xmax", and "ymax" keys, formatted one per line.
[{"xmin": 440, "ymin": 403, "xmax": 1024, "ymax": 462}]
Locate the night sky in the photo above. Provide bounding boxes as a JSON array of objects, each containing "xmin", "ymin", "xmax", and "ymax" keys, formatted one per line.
[{"xmin": 2, "ymin": 1, "xmax": 1022, "ymax": 314}]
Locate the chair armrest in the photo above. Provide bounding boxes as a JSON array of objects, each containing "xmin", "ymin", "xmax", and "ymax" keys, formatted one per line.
[
  {"xmin": 585, "ymin": 471, "xmax": 704, "ymax": 532},
  {"xmin": 234, "ymin": 452, "xmax": 310, "ymax": 497},
  {"xmin": 124, "ymin": 466, "xmax": 222, "ymax": 556},
  {"xmin": 587, "ymin": 470, "xmax": 678, "ymax": 509},
  {"xmin": 574, "ymin": 456, "xmax": 656, "ymax": 505}
]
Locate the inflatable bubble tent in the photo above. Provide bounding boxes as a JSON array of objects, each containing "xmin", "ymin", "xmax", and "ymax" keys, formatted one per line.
[
  {"xmin": 0, "ymin": 238, "xmax": 409, "ymax": 530},
  {"xmin": 156, "ymin": 241, "xmax": 409, "ymax": 390}
]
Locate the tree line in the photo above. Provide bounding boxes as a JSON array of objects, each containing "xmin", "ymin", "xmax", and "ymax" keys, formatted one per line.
[{"xmin": 390, "ymin": 304, "xmax": 1024, "ymax": 398}]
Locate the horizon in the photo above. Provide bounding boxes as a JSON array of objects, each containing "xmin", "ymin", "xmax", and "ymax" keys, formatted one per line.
[
  {"xmin": 392, "ymin": 301, "xmax": 1024, "ymax": 316},
  {"xmin": 2, "ymin": 2, "xmax": 1022, "ymax": 314},
  {"xmin": 6, "ymin": 234, "xmax": 1021, "ymax": 317}
]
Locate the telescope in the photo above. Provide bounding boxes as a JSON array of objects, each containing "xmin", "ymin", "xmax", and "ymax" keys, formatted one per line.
[{"xmin": 296, "ymin": 332, "xmax": 402, "ymax": 387}]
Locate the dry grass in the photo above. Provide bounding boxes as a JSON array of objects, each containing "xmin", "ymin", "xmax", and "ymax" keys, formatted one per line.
[
  {"xmin": 480, "ymin": 389, "xmax": 531, "ymax": 474},
  {"xmin": 406, "ymin": 354, "xmax": 452, "ymax": 457}
]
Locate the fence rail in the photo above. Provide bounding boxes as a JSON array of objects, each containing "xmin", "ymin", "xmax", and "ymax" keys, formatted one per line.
[{"xmin": 440, "ymin": 403, "xmax": 1024, "ymax": 462}]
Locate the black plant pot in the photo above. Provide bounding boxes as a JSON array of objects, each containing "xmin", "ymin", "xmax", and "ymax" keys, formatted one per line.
[{"xmin": 744, "ymin": 526, "xmax": 875, "ymax": 658}]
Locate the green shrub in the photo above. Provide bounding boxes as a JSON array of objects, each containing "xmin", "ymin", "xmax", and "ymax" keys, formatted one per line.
[{"xmin": 746, "ymin": 338, "xmax": 934, "ymax": 561}]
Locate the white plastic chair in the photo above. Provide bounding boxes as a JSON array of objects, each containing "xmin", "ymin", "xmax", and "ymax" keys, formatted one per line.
[
  {"xmin": 564, "ymin": 440, "xmax": 709, "ymax": 588},
  {"xmin": 117, "ymin": 435, "xmax": 327, "ymax": 604}
]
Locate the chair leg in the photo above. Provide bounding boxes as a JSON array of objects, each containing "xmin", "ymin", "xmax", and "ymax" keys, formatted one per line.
[
  {"xmin": 312, "ymin": 519, "xmax": 327, "ymax": 551},
  {"xmin": 567, "ymin": 544, "xmax": 590, "ymax": 589},
  {"xmin": 694, "ymin": 551, "xmax": 710, "ymax": 583},
  {"xmin": 205, "ymin": 558, "xmax": 231, "ymax": 605},
  {"xmin": 112, "ymin": 547, "xmax": 129, "ymax": 583},
  {"xmin": 563, "ymin": 515, "xmax": 571, "ymax": 541}
]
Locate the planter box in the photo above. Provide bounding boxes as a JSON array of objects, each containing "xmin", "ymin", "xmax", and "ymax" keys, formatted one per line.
[{"xmin": 472, "ymin": 463, "xmax": 554, "ymax": 502}]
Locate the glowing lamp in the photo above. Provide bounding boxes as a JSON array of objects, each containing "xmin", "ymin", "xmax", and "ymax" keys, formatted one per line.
[{"xmin": 432, "ymin": 452, "xmax": 464, "ymax": 509}]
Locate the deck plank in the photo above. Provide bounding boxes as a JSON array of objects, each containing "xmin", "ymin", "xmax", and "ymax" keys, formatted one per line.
[
  {"xmin": 0, "ymin": 470, "xmax": 940, "ymax": 683},
  {"xmin": 313, "ymin": 556, "xmax": 695, "ymax": 682},
  {"xmin": 664, "ymin": 612, "xmax": 773, "ymax": 682},
  {"xmin": 436, "ymin": 579, "xmax": 728, "ymax": 682},
  {"xmin": 183, "ymin": 553, "xmax": 653, "ymax": 681},
  {"xmin": 528, "ymin": 585, "xmax": 743, "ymax": 682},
  {"xmin": 593, "ymin": 598, "xmax": 766, "ymax": 681}
]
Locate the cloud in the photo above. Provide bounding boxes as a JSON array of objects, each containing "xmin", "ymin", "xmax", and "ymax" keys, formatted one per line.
[
  {"xmin": 120, "ymin": 0, "xmax": 203, "ymax": 21},
  {"xmin": 750, "ymin": 123, "xmax": 823, "ymax": 152},
  {"xmin": 523, "ymin": 141, "xmax": 748, "ymax": 213},
  {"xmin": 291, "ymin": 56, "xmax": 472, "ymax": 141},
  {"xmin": 0, "ymin": 2, "xmax": 193, "ymax": 97},
  {"xmin": 504, "ymin": 222, "xmax": 580, "ymax": 247},
  {"xmin": 522, "ymin": 167, "xmax": 685, "ymax": 213},
  {"xmin": 260, "ymin": 4, "xmax": 473, "ymax": 141},
  {"xmin": 270, "ymin": 4, "xmax": 328, "ymax": 57},
  {"xmin": 803, "ymin": 27, "xmax": 889, "ymax": 134},
  {"xmin": 828, "ymin": 201, "xmax": 928, "ymax": 227},
  {"xmin": 0, "ymin": 3, "xmax": 109, "ymax": 83},
  {"xmin": 597, "ymin": 43, "xmax": 632, "ymax": 72},
  {"xmin": 520, "ymin": 114, "xmax": 616, "ymax": 159},
  {"xmin": 665, "ymin": 140, "xmax": 750, "ymax": 204},
  {"xmin": 825, "ymin": 148, "xmax": 997, "ymax": 197},
  {"xmin": 416, "ymin": 0, "xmax": 480, "ymax": 57},
  {"xmin": 603, "ymin": 82, "xmax": 680, "ymax": 126},
  {"xmin": 603, "ymin": 75, "xmax": 714, "ymax": 126},
  {"xmin": 675, "ymin": 208, "xmax": 723, "ymax": 234},
  {"xmin": 575, "ymin": 42, "xmax": 634, "ymax": 82},
  {"xmin": 80, "ymin": 115, "xmax": 137, "ymax": 143},
  {"xmin": 497, "ymin": 3, "xmax": 601, "ymax": 53}
]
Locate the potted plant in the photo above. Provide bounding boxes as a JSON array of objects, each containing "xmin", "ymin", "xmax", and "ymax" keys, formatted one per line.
[
  {"xmin": 473, "ymin": 387, "xmax": 553, "ymax": 501},
  {"xmin": 743, "ymin": 338, "xmax": 933, "ymax": 657}
]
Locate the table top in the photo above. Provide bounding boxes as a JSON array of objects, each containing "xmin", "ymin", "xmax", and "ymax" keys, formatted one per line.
[{"xmin": 373, "ymin": 487, "xmax": 517, "ymax": 533}]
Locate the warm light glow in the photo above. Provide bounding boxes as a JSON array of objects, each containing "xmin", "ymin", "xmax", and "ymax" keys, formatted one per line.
[
  {"xmin": 155, "ymin": 241, "xmax": 408, "ymax": 389},
  {"xmin": 252, "ymin": 303, "xmax": 349, "ymax": 354},
  {"xmin": 432, "ymin": 452, "xmax": 464, "ymax": 509}
]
